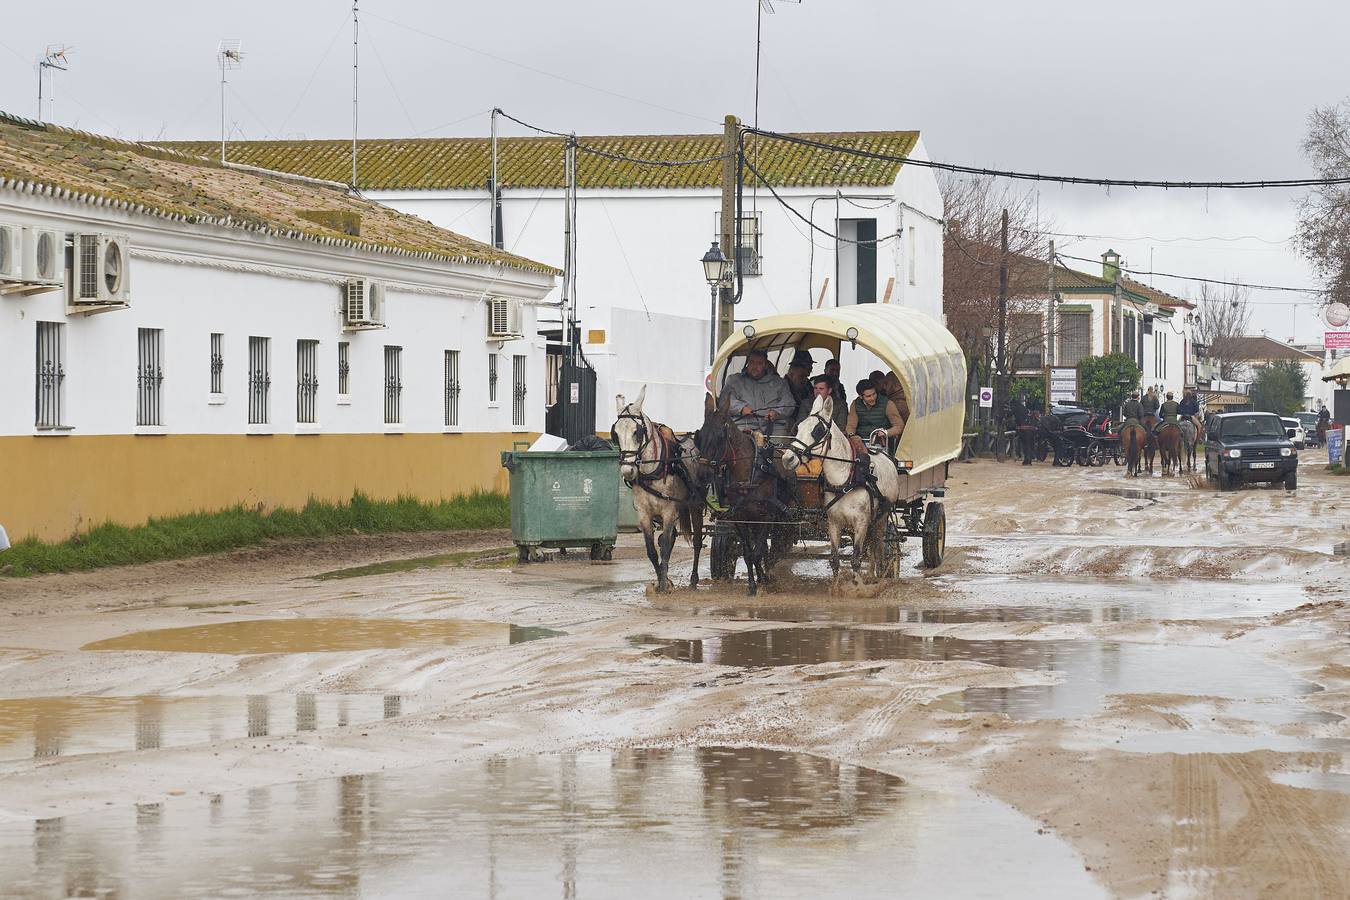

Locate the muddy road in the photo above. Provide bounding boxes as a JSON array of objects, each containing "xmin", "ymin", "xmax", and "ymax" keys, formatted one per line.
[{"xmin": 0, "ymin": 460, "xmax": 1346, "ymax": 898}]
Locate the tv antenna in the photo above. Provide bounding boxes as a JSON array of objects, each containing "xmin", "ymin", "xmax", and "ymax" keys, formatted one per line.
[
  {"xmin": 752, "ymin": 1, "xmax": 800, "ymax": 212},
  {"xmin": 36, "ymin": 45, "xmax": 71, "ymax": 123},
  {"xmin": 217, "ymin": 40, "xmax": 244, "ymax": 163}
]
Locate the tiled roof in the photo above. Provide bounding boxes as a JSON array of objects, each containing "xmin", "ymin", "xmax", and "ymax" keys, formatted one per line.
[
  {"xmin": 155, "ymin": 131, "xmax": 921, "ymax": 192},
  {"xmin": 1226, "ymin": 335, "xmax": 1322, "ymax": 363},
  {"xmin": 1120, "ymin": 276, "xmax": 1194, "ymax": 309},
  {"xmin": 0, "ymin": 112, "xmax": 556, "ymax": 274}
]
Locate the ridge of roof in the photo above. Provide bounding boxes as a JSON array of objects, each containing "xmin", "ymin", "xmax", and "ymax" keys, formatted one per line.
[
  {"xmin": 154, "ymin": 130, "xmax": 921, "ymax": 192},
  {"xmin": 0, "ymin": 111, "xmax": 558, "ymax": 275},
  {"xmin": 1228, "ymin": 334, "xmax": 1322, "ymax": 362}
]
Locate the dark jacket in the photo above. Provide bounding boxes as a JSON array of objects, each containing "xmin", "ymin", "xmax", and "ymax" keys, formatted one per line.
[
  {"xmin": 1121, "ymin": 398, "xmax": 1143, "ymax": 423},
  {"xmin": 1142, "ymin": 392, "xmax": 1160, "ymax": 415},
  {"xmin": 1159, "ymin": 399, "xmax": 1180, "ymax": 422},
  {"xmin": 1177, "ymin": 395, "xmax": 1200, "ymax": 417}
]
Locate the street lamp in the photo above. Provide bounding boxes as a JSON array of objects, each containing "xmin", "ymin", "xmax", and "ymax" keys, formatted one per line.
[
  {"xmin": 1116, "ymin": 371, "xmax": 1133, "ymax": 414},
  {"xmin": 703, "ymin": 241, "xmax": 730, "ymax": 365}
]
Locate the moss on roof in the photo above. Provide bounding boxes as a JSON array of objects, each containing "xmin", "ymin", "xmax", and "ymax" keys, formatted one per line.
[
  {"xmin": 0, "ymin": 111, "xmax": 557, "ymax": 274},
  {"xmin": 156, "ymin": 131, "xmax": 921, "ymax": 192}
]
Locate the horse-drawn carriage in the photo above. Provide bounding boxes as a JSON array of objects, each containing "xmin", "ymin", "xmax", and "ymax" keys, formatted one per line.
[
  {"xmin": 700, "ymin": 306, "xmax": 966, "ymax": 588},
  {"xmin": 1038, "ymin": 406, "xmax": 1121, "ymax": 467}
]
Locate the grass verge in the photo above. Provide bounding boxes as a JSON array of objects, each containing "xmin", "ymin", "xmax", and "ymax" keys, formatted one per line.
[
  {"xmin": 1327, "ymin": 464, "xmax": 1348, "ymax": 475},
  {"xmin": 0, "ymin": 492, "xmax": 509, "ymax": 578}
]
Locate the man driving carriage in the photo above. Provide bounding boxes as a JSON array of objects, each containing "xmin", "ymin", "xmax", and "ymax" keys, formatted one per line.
[{"xmin": 719, "ymin": 347, "xmax": 797, "ymax": 438}]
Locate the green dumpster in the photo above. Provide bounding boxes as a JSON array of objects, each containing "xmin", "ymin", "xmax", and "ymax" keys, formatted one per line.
[{"xmin": 500, "ymin": 444, "xmax": 620, "ymax": 562}]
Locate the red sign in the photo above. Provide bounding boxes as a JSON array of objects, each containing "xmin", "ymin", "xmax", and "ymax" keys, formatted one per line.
[{"xmin": 1326, "ymin": 331, "xmax": 1350, "ymax": 349}]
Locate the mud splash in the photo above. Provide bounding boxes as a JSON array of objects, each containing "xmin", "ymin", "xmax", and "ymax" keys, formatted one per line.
[
  {"xmin": 81, "ymin": 618, "xmax": 562, "ymax": 654},
  {"xmin": 0, "ymin": 748, "xmax": 1104, "ymax": 898},
  {"xmin": 0, "ymin": 694, "xmax": 410, "ymax": 762}
]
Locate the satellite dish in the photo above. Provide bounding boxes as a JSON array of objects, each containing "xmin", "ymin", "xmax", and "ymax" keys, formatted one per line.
[{"xmin": 1325, "ymin": 301, "xmax": 1350, "ymax": 328}]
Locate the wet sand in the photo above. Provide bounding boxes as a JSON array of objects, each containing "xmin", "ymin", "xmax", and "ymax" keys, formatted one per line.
[{"xmin": 0, "ymin": 459, "xmax": 1346, "ymax": 897}]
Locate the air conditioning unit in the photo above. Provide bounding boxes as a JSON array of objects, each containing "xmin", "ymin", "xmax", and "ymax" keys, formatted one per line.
[
  {"xmin": 344, "ymin": 278, "xmax": 385, "ymax": 327},
  {"xmin": 21, "ymin": 227, "xmax": 63, "ymax": 286},
  {"xmin": 488, "ymin": 297, "xmax": 522, "ymax": 338},
  {"xmin": 0, "ymin": 223, "xmax": 19, "ymax": 281},
  {"xmin": 72, "ymin": 233, "xmax": 130, "ymax": 305}
]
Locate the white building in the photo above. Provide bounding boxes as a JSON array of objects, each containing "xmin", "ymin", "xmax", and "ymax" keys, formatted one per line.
[
  {"xmin": 0, "ymin": 112, "xmax": 555, "ymax": 541},
  {"xmin": 163, "ymin": 128, "xmax": 945, "ymax": 429}
]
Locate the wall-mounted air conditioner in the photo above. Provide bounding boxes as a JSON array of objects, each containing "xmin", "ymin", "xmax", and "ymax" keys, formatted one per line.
[
  {"xmin": 488, "ymin": 297, "xmax": 522, "ymax": 339},
  {"xmin": 0, "ymin": 223, "xmax": 20, "ymax": 281},
  {"xmin": 343, "ymin": 278, "xmax": 385, "ymax": 328},
  {"xmin": 21, "ymin": 227, "xmax": 63, "ymax": 287},
  {"xmin": 72, "ymin": 233, "xmax": 130, "ymax": 305}
]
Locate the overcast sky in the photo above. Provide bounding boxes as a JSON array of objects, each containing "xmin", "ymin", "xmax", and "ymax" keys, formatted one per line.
[{"xmin": 2, "ymin": 0, "xmax": 1345, "ymax": 341}]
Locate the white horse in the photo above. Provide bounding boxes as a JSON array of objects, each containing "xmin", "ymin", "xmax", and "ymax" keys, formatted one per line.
[
  {"xmin": 1178, "ymin": 418, "xmax": 1198, "ymax": 473},
  {"xmin": 779, "ymin": 394, "xmax": 904, "ymax": 580},
  {"xmin": 612, "ymin": 386, "xmax": 706, "ymax": 593}
]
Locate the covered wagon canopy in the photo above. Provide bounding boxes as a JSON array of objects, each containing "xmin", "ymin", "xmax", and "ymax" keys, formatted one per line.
[
  {"xmin": 1322, "ymin": 356, "xmax": 1350, "ymax": 385},
  {"xmin": 709, "ymin": 305, "xmax": 967, "ymax": 475}
]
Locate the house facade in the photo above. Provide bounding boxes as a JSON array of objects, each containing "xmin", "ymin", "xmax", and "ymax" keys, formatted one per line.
[
  {"xmin": 1226, "ymin": 335, "xmax": 1327, "ymax": 410},
  {"xmin": 162, "ymin": 129, "xmax": 946, "ymax": 430},
  {"xmin": 0, "ymin": 113, "xmax": 554, "ymax": 541}
]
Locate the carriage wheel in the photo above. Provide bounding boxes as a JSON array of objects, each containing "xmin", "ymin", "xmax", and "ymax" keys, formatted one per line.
[
  {"xmin": 1053, "ymin": 442, "xmax": 1074, "ymax": 467},
  {"xmin": 710, "ymin": 526, "xmax": 739, "ymax": 580},
  {"xmin": 1075, "ymin": 445, "xmax": 1092, "ymax": 467},
  {"xmin": 1089, "ymin": 441, "xmax": 1107, "ymax": 467},
  {"xmin": 1111, "ymin": 442, "xmax": 1124, "ymax": 466},
  {"xmin": 921, "ymin": 502, "xmax": 946, "ymax": 569},
  {"xmin": 1035, "ymin": 436, "xmax": 1050, "ymax": 462}
]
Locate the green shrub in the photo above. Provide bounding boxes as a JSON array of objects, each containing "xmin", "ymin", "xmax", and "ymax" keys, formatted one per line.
[{"xmin": 0, "ymin": 492, "xmax": 509, "ymax": 578}]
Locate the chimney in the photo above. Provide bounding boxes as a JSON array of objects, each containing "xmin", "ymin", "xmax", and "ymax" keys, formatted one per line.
[{"xmin": 1102, "ymin": 249, "xmax": 1121, "ymax": 283}]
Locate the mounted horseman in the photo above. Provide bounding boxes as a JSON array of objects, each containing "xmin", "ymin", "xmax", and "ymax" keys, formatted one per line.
[{"xmin": 1120, "ymin": 390, "xmax": 1147, "ymax": 477}]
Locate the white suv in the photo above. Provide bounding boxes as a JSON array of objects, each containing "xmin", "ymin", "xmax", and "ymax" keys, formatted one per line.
[{"xmin": 1280, "ymin": 417, "xmax": 1307, "ymax": 449}]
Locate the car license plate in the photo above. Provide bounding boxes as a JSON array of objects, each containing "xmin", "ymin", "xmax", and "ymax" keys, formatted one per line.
[{"xmin": 1249, "ymin": 461, "xmax": 1275, "ymax": 469}]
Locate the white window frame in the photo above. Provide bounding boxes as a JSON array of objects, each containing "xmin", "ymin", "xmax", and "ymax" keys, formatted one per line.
[
  {"xmin": 296, "ymin": 339, "xmax": 320, "ymax": 428},
  {"xmin": 444, "ymin": 349, "xmax": 461, "ymax": 430},
  {"xmin": 35, "ymin": 321, "xmax": 68, "ymax": 431},
  {"xmin": 248, "ymin": 336, "xmax": 271, "ymax": 430},
  {"xmin": 136, "ymin": 327, "xmax": 165, "ymax": 431}
]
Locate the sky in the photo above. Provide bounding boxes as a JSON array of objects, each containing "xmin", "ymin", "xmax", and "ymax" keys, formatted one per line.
[{"xmin": 2, "ymin": 0, "xmax": 1346, "ymax": 342}]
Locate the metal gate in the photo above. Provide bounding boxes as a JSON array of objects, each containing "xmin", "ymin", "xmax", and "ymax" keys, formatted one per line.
[{"xmin": 545, "ymin": 336, "xmax": 597, "ymax": 445}]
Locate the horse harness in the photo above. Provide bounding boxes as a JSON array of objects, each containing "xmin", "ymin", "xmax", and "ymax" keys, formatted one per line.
[
  {"xmin": 789, "ymin": 412, "xmax": 887, "ymax": 512},
  {"xmin": 614, "ymin": 409, "xmax": 696, "ymax": 504}
]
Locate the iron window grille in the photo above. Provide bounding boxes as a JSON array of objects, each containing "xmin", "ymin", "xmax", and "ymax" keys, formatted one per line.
[
  {"xmin": 337, "ymin": 341, "xmax": 350, "ymax": 396},
  {"xmin": 512, "ymin": 354, "xmax": 527, "ymax": 427},
  {"xmin": 1057, "ymin": 312, "xmax": 1092, "ymax": 367},
  {"xmin": 488, "ymin": 354, "xmax": 499, "ymax": 404},
  {"xmin": 248, "ymin": 336, "xmax": 271, "ymax": 425},
  {"xmin": 136, "ymin": 328, "xmax": 165, "ymax": 427},
  {"xmin": 296, "ymin": 339, "xmax": 319, "ymax": 424},
  {"xmin": 209, "ymin": 332, "xmax": 224, "ymax": 395},
  {"xmin": 713, "ymin": 211, "xmax": 763, "ymax": 276},
  {"xmin": 35, "ymin": 321, "xmax": 66, "ymax": 428},
  {"xmin": 444, "ymin": 349, "xmax": 461, "ymax": 427},
  {"xmin": 384, "ymin": 345, "xmax": 403, "ymax": 425}
]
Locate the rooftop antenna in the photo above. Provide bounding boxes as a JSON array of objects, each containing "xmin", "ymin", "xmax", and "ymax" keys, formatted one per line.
[
  {"xmin": 752, "ymin": 1, "xmax": 799, "ymax": 213},
  {"xmin": 36, "ymin": 45, "xmax": 70, "ymax": 123},
  {"xmin": 351, "ymin": 0, "xmax": 359, "ymax": 188},
  {"xmin": 217, "ymin": 40, "xmax": 244, "ymax": 164}
]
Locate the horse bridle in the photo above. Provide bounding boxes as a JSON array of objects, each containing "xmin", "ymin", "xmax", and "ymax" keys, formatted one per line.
[
  {"xmin": 788, "ymin": 412, "xmax": 833, "ymax": 462},
  {"xmin": 613, "ymin": 407, "xmax": 670, "ymax": 486}
]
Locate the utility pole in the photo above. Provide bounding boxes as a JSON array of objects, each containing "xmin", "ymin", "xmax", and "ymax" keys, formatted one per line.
[
  {"xmin": 995, "ymin": 208, "xmax": 1009, "ymax": 439},
  {"xmin": 351, "ymin": 0, "xmax": 360, "ymax": 189},
  {"xmin": 489, "ymin": 108, "xmax": 500, "ymax": 249},
  {"xmin": 1046, "ymin": 239, "xmax": 1056, "ymax": 368},
  {"xmin": 718, "ymin": 115, "xmax": 741, "ymax": 353}
]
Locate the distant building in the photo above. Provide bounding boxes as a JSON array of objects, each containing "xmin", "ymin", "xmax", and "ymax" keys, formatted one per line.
[
  {"xmin": 1226, "ymin": 334, "xmax": 1327, "ymax": 410},
  {"xmin": 160, "ymin": 128, "xmax": 946, "ymax": 430},
  {"xmin": 0, "ymin": 112, "xmax": 555, "ymax": 541}
]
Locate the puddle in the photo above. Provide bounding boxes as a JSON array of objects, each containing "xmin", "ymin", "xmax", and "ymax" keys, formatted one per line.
[
  {"xmin": 1271, "ymin": 769, "xmax": 1350, "ymax": 794},
  {"xmin": 0, "ymin": 694, "xmax": 412, "ymax": 762},
  {"xmin": 101, "ymin": 600, "xmax": 257, "ymax": 614},
  {"xmin": 1113, "ymin": 731, "xmax": 1350, "ymax": 755},
  {"xmin": 81, "ymin": 618, "xmax": 562, "ymax": 654},
  {"xmin": 1091, "ymin": 488, "xmax": 1174, "ymax": 501},
  {"xmin": 0, "ymin": 748, "xmax": 1104, "ymax": 898},
  {"xmin": 311, "ymin": 547, "xmax": 516, "ymax": 580}
]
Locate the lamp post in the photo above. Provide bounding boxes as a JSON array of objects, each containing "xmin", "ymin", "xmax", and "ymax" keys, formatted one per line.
[
  {"xmin": 1116, "ymin": 371, "xmax": 1133, "ymax": 416},
  {"xmin": 703, "ymin": 241, "xmax": 730, "ymax": 365}
]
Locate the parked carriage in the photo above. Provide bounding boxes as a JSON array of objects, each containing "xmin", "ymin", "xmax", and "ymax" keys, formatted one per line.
[
  {"xmin": 1038, "ymin": 406, "xmax": 1122, "ymax": 467},
  {"xmin": 704, "ymin": 306, "xmax": 966, "ymax": 580}
]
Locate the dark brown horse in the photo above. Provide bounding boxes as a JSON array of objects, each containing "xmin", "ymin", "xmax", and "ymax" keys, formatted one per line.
[
  {"xmin": 695, "ymin": 395, "xmax": 792, "ymax": 596},
  {"xmin": 1141, "ymin": 413, "xmax": 1159, "ymax": 474},
  {"xmin": 1155, "ymin": 421, "xmax": 1183, "ymax": 475},
  {"xmin": 1121, "ymin": 422, "xmax": 1148, "ymax": 477}
]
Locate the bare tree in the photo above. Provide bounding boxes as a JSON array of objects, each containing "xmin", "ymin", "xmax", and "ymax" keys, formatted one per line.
[
  {"xmin": 1295, "ymin": 101, "xmax": 1350, "ymax": 306},
  {"xmin": 1193, "ymin": 282, "xmax": 1253, "ymax": 379}
]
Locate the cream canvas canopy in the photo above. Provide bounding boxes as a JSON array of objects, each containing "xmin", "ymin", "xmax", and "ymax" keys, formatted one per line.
[
  {"xmin": 709, "ymin": 305, "xmax": 967, "ymax": 475},
  {"xmin": 1322, "ymin": 356, "xmax": 1350, "ymax": 385}
]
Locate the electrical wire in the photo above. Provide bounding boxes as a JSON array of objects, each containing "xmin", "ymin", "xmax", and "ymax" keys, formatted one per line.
[
  {"xmin": 412, "ymin": 108, "xmax": 494, "ymax": 138},
  {"xmin": 1018, "ymin": 227, "xmax": 1290, "ymax": 245},
  {"xmin": 742, "ymin": 152, "xmax": 899, "ymax": 246},
  {"xmin": 946, "ymin": 229, "xmax": 999, "ymax": 267},
  {"xmin": 745, "ymin": 126, "xmax": 1350, "ymax": 190},
  {"xmin": 597, "ymin": 197, "xmax": 652, "ymax": 321},
  {"xmin": 1054, "ymin": 251, "xmax": 1330, "ymax": 294},
  {"xmin": 276, "ymin": 13, "xmax": 350, "ymax": 136},
  {"xmin": 495, "ymin": 109, "xmax": 732, "ymax": 167},
  {"xmin": 364, "ymin": 19, "xmax": 419, "ymax": 134}
]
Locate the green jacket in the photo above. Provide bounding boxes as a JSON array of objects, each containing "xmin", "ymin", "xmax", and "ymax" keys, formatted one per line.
[{"xmin": 1159, "ymin": 399, "xmax": 1180, "ymax": 422}]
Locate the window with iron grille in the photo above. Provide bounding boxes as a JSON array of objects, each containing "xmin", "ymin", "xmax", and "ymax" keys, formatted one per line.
[
  {"xmin": 1010, "ymin": 313, "xmax": 1044, "ymax": 371},
  {"xmin": 35, "ymin": 321, "xmax": 66, "ymax": 428},
  {"xmin": 714, "ymin": 211, "xmax": 762, "ymax": 276},
  {"xmin": 136, "ymin": 328, "xmax": 164, "ymax": 426},
  {"xmin": 1123, "ymin": 316, "xmax": 1136, "ymax": 369},
  {"xmin": 383, "ymin": 345, "xmax": 403, "ymax": 425},
  {"xmin": 337, "ymin": 341, "xmax": 350, "ymax": 396},
  {"xmin": 444, "ymin": 350, "xmax": 461, "ymax": 427},
  {"xmin": 1058, "ymin": 312, "xmax": 1092, "ymax": 367},
  {"xmin": 488, "ymin": 353, "xmax": 498, "ymax": 404},
  {"xmin": 209, "ymin": 333, "xmax": 224, "ymax": 395},
  {"xmin": 248, "ymin": 336, "xmax": 271, "ymax": 425},
  {"xmin": 512, "ymin": 354, "xmax": 527, "ymax": 427},
  {"xmin": 296, "ymin": 339, "xmax": 319, "ymax": 424}
]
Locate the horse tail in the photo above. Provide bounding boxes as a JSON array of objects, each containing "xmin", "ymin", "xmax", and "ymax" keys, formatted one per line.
[
  {"xmin": 679, "ymin": 501, "xmax": 694, "ymax": 545},
  {"xmin": 1127, "ymin": 427, "xmax": 1138, "ymax": 461}
]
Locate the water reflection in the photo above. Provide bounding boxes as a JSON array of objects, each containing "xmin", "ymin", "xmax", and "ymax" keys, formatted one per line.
[
  {"xmin": 80, "ymin": 618, "xmax": 563, "ymax": 654},
  {"xmin": 0, "ymin": 749, "xmax": 1104, "ymax": 898},
  {"xmin": 0, "ymin": 695, "xmax": 412, "ymax": 762}
]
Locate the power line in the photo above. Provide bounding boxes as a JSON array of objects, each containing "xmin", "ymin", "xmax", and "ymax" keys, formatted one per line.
[
  {"xmin": 741, "ymin": 152, "xmax": 899, "ymax": 246},
  {"xmin": 1055, "ymin": 251, "xmax": 1330, "ymax": 295},
  {"xmin": 412, "ymin": 107, "xmax": 494, "ymax": 138},
  {"xmin": 276, "ymin": 13, "xmax": 350, "ymax": 136},
  {"xmin": 1018, "ymin": 227, "xmax": 1290, "ymax": 245},
  {"xmin": 495, "ymin": 109, "xmax": 732, "ymax": 167},
  {"xmin": 745, "ymin": 126, "xmax": 1350, "ymax": 190}
]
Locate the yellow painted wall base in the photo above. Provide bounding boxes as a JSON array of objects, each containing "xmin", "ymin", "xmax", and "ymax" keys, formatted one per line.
[{"xmin": 1, "ymin": 432, "xmax": 537, "ymax": 542}]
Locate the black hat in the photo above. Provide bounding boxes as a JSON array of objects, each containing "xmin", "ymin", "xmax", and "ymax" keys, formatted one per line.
[{"xmin": 789, "ymin": 349, "xmax": 813, "ymax": 369}]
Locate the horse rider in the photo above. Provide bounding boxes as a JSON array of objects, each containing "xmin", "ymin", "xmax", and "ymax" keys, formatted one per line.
[
  {"xmin": 797, "ymin": 373, "xmax": 848, "ymax": 430},
  {"xmin": 720, "ymin": 347, "xmax": 796, "ymax": 438},
  {"xmin": 1142, "ymin": 386, "xmax": 1160, "ymax": 418},
  {"xmin": 1121, "ymin": 391, "xmax": 1143, "ymax": 426},
  {"xmin": 1158, "ymin": 391, "xmax": 1181, "ymax": 428},
  {"xmin": 847, "ymin": 378, "xmax": 904, "ymax": 451},
  {"xmin": 784, "ymin": 349, "xmax": 814, "ymax": 415},
  {"xmin": 1177, "ymin": 388, "xmax": 1202, "ymax": 431},
  {"xmin": 1317, "ymin": 402, "xmax": 1331, "ymax": 444}
]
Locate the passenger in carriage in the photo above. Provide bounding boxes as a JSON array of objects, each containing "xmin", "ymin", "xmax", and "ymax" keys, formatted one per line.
[
  {"xmin": 720, "ymin": 347, "xmax": 796, "ymax": 437},
  {"xmin": 870, "ymin": 370, "xmax": 910, "ymax": 423},
  {"xmin": 784, "ymin": 349, "xmax": 815, "ymax": 412},
  {"xmin": 824, "ymin": 358, "xmax": 848, "ymax": 410},
  {"xmin": 847, "ymin": 378, "xmax": 904, "ymax": 450},
  {"xmin": 796, "ymin": 374, "xmax": 847, "ymax": 430}
]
